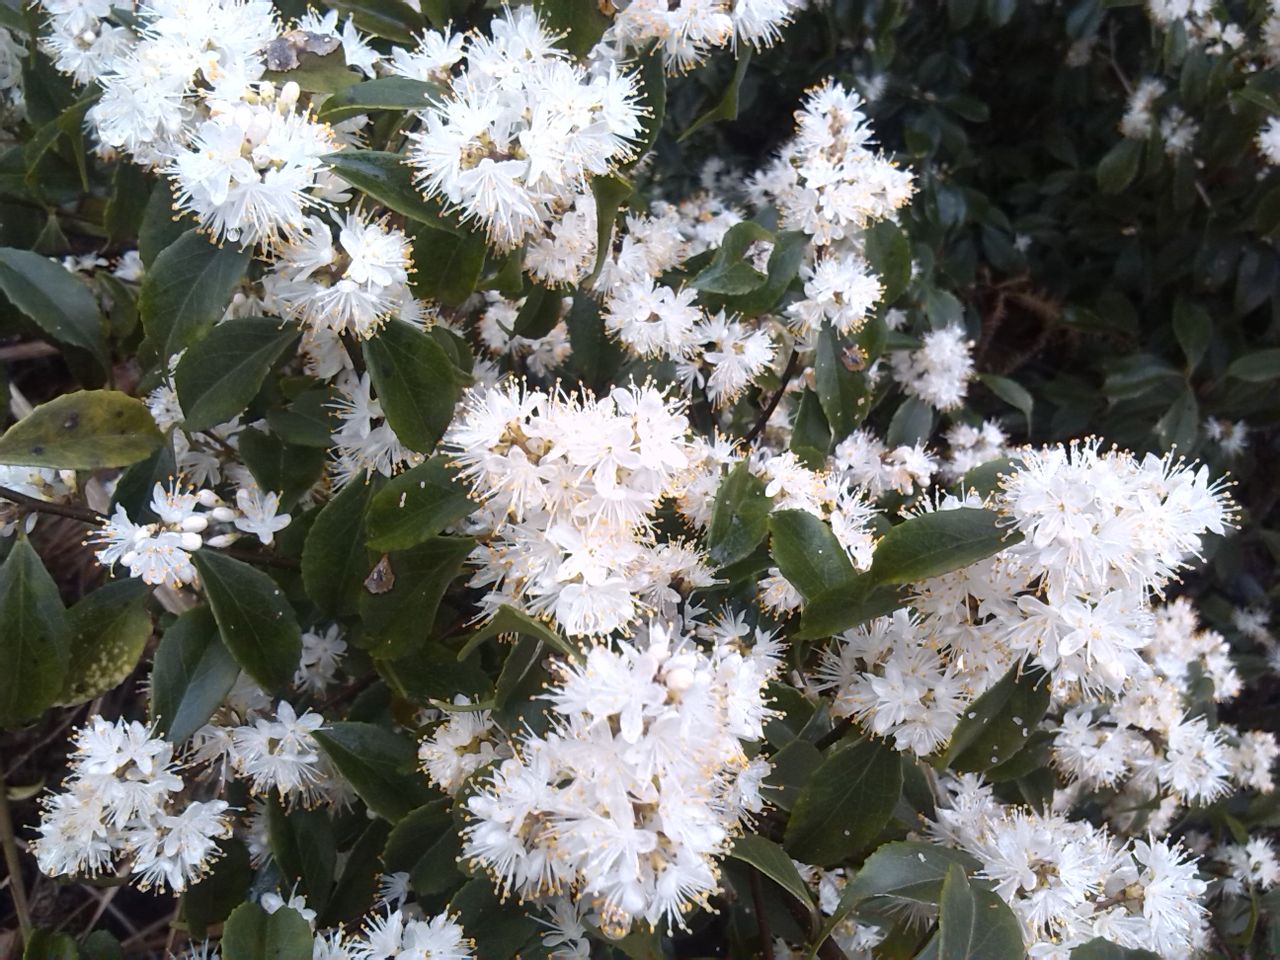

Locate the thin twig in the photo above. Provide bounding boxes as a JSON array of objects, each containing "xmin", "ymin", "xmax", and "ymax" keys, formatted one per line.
[
  {"xmin": 221, "ymin": 546, "xmax": 301, "ymax": 570},
  {"xmin": 0, "ymin": 342, "xmax": 60, "ymax": 362},
  {"xmin": 812, "ymin": 716, "xmax": 855, "ymax": 751},
  {"xmin": 0, "ymin": 485, "xmax": 104, "ymax": 525},
  {"xmin": 743, "ymin": 349, "xmax": 801, "ymax": 447},
  {"xmin": 0, "ymin": 770, "xmax": 33, "ymax": 944}
]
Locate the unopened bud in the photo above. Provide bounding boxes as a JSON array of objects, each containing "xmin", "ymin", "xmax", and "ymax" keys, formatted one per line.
[
  {"xmin": 180, "ymin": 532, "xmax": 204, "ymax": 552},
  {"xmin": 181, "ymin": 515, "xmax": 208, "ymax": 533}
]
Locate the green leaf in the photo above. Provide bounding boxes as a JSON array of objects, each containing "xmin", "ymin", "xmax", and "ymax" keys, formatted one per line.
[
  {"xmin": 805, "ymin": 842, "xmax": 979, "ymax": 960},
  {"xmin": 457, "ymin": 603, "xmax": 577, "ymax": 662},
  {"xmin": 977, "ymin": 374, "xmax": 1033, "ymax": 433},
  {"xmin": 511, "ymin": 284, "xmax": 564, "ymax": 339},
  {"xmin": 302, "ymin": 479, "xmax": 378, "ymax": 618},
  {"xmin": 266, "ymin": 799, "xmax": 335, "ymax": 914},
  {"xmin": 139, "ymin": 230, "xmax": 252, "ymax": 363},
  {"xmin": 790, "ymin": 388, "xmax": 831, "ymax": 469},
  {"xmin": 80, "ymin": 931, "xmax": 124, "ymax": 960},
  {"xmin": 59, "ymin": 578, "xmax": 151, "ymax": 706},
  {"xmin": 493, "ymin": 634, "xmax": 549, "ymax": 730},
  {"xmin": 1154, "ymin": 386, "xmax": 1198, "ymax": 453},
  {"xmin": 864, "ymin": 220, "xmax": 912, "ymax": 305},
  {"xmin": 783, "ymin": 738, "xmax": 902, "ymax": 865},
  {"xmin": 1070, "ymin": 939, "xmax": 1161, "ymax": 960},
  {"xmin": 183, "ymin": 839, "xmax": 252, "ymax": 936},
  {"xmin": 0, "ymin": 392, "xmax": 160, "ymax": 473},
  {"xmin": 627, "ymin": 46, "xmax": 666, "ymax": 165},
  {"xmin": 814, "ymin": 324, "xmax": 866, "ymax": 440},
  {"xmin": 150, "ymin": 605, "xmax": 241, "ymax": 744},
  {"xmin": 1172, "ymin": 298, "xmax": 1211, "ymax": 372},
  {"xmin": 266, "ymin": 389, "xmax": 339, "ymax": 448},
  {"xmin": 323, "ymin": 151, "xmax": 461, "ymax": 233},
  {"xmin": 723, "ymin": 229, "xmax": 808, "ymax": 317},
  {"xmin": 943, "ymin": 660, "xmax": 1050, "ymax": 773},
  {"xmin": 363, "ymin": 318, "xmax": 460, "ymax": 453},
  {"xmin": 681, "ymin": 48, "xmax": 752, "ymax": 141},
  {"xmin": 769, "ymin": 509, "xmax": 857, "ymax": 601},
  {"xmin": 886, "ymin": 395, "xmax": 935, "ymax": 447},
  {"xmin": 868, "ymin": 508, "xmax": 1012, "ymax": 585},
  {"xmin": 366, "ymin": 455, "xmax": 474, "ymax": 552},
  {"xmin": 220, "ymin": 902, "xmax": 313, "ymax": 960},
  {"xmin": 359, "ymin": 537, "xmax": 474, "ymax": 659},
  {"xmin": 138, "ymin": 180, "xmax": 189, "ymax": 266},
  {"xmin": 448, "ymin": 879, "xmax": 540, "ymax": 960},
  {"xmin": 238, "ymin": 428, "xmax": 328, "ymax": 509},
  {"xmin": 532, "ymin": 0, "xmax": 611, "ymax": 56},
  {"xmin": 937, "ymin": 864, "xmax": 1026, "ymax": 960},
  {"xmin": 0, "ymin": 246, "xmax": 106, "ymax": 364},
  {"xmin": 794, "ymin": 575, "xmax": 906, "ymax": 640},
  {"xmin": 23, "ymin": 930, "xmax": 79, "ymax": 960},
  {"xmin": 382, "ymin": 800, "xmax": 464, "ymax": 896},
  {"xmin": 312, "ymin": 721, "xmax": 432, "ymax": 822},
  {"xmin": 1226, "ymin": 348, "xmax": 1280, "ymax": 382},
  {"xmin": 0, "ymin": 538, "xmax": 69, "ymax": 726},
  {"xmin": 707, "ymin": 460, "xmax": 771, "ymax": 569},
  {"xmin": 1096, "ymin": 138, "xmax": 1142, "ymax": 194},
  {"xmin": 192, "ymin": 549, "xmax": 301, "ymax": 693},
  {"xmin": 692, "ymin": 221, "xmax": 772, "ymax": 296},
  {"xmin": 320, "ymin": 820, "xmax": 389, "ymax": 928},
  {"xmin": 729, "ymin": 834, "xmax": 816, "ymax": 911},
  {"xmin": 316, "ymin": 76, "xmax": 442, "ymax": 123},
  {"xmin": 411, "ymin": 225, "xmax": 487, "ymax": 306},
  {"xmin": 586, "ymin": 173, "xmax": 634, "ymax": 287},
  {"xmin": 326, "ymin": 0, "xmax": 424, "ymax": 43},
  {"xmin": 174, "ymin": 317, "xmax": 300, "ymax": 433}
]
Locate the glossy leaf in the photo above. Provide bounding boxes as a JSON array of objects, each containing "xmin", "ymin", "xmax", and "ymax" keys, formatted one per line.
[
  {"xmin": 192, "ymin": 549, "xmax": 301, "ymax": 694},
  {"xmin": 0, "ymin": 246, "xmax": 106, "ymax": 363},
  {"xmin": 150, "ymin": 605, "xmax": 241, "ymax": 743},
  {"xmin": 302, "ymin": 478, "xmax": 378, "ymax": 618},
  {"xmin": 363, "ymin": 318, "xmax": 460, "ymax": 453},
  {"xmin": 312, "ymin": 721, "xmax": 433, "ymax": 822},
  {"xmin": 358, "ymin": 537, "xmax": 474, "ymax": 659},
  {"xmin": 937, "ymin": 864, "xmax": 1025, "ymax": 960},
  {"xmin": 869, "ymin": 508, "xmax": 1012, "ymax": 585},
  {"xmin": 220, "ymin": 903, "xmax": 313, "ymax": 960},
  {"xmin": 323, "ymin": 151, "xmax": 461, "ymax": 233},
  {"xmin": 316, "ymin": 76, "xmax": 441, "ymax": 122},
  {"xmin": 944, "ymin": 660, "xmax": 1050, "ymax": 773},
  {"xmin": 174, "ymin": 316, "xmax": 299, "ymax": 433},
  {"xmin": 729, "ymin": 834, "xmax": 816, "ymax": 911},
  {"xmin": 365, "ymin": 455, "xmax": 474, "ymax": 552},
  {"xmin": 784, "ymin": 738, "xmax": 902, "ymax": 865},
  {"xmin": 59, "ymin": 578, "xmax": 150, "ymax": 706},
  {"xmin": 139, "ymin": 229, "xmax": 252, "ymax": 362},
  {"xmin": 769, "ymin": 509, "xmax": 857, "ymax": 601},
  {"xmin": 707, "ymin": 460, "xmax": 771, "ymax": 569}
]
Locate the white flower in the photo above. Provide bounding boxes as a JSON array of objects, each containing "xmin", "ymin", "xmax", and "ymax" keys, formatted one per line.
[{"xmin": 233, "ymin": 484, "xmax": 291, "ymax": 545}]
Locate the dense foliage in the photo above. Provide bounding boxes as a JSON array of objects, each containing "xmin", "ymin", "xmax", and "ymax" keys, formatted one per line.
[{"xmin": 2, "ymin": 1, "xmax": 1280, "ymax": 959}]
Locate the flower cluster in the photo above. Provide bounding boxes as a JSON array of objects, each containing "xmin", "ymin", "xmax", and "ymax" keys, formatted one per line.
[
  {"xmin": 408, "ymin": 6, "xmax": 641, "ymax": 250},
  {"xmin": 462, "ymin": 621, "xmax": 779, "ymax": 936},
  {"xmin": 33, "ymin": 717, "xmax": 231, "ymax": 892}
]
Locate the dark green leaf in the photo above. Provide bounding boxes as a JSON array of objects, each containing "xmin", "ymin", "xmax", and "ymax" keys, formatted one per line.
[
  {"xmin": 493, "ymin": 635, "xmax": 548, "ymax": 730},
  {"xmin": 302, "ymin": 479, "xmax": 378, "ymax": 618},
  {"xmin": 944, "ymin": 660, "xmax": 1050, "ymax": 773},
  {"xmin": 366, "ymin": 455, "xmax": 473, "ymax": 552},
  {"xmin": 1172, "ymin": 298, "xmax": 1211, "ymax": 372},
  {"xmin": 266, "ymin": 800, "xmax": 335, "ymax": 914},
  {"xmin": 327, "ymin": 0, "xmax": 424, "ymax": 43},
  {"xmin": 312, "ymin": 721, "xmax": 433, "ymax": 822},
  {"xmin": 359, "ymin": 537, "xmax": 473, "ymax": 659},
  {"xmin": 139, "ymin": 230, "xmax": 252, "ymax": 362},
  {"xmin": 382, "ymin": 800, "xmax": 464, "ymax": 896},
  {"xmin": 1154, "ymin": 386, "xmax": 1198, "ymax": 453},
  {"xmin": 363, "ymin": 318, "xmax": 460, "ymax": 452},
  {"xmin": 586, "ymin": 174, "xmax": 634, "ymax": 287},
  {"xmin": 138, "ymin": 180, "xmax": 189, "ymax": 266},
  {"xmin": 707, "ymin": 460, "xmax": 771, "ymax": 568},
  {"xmin": 1070, "ymin": 939, "xmax": 1161, "ymax": 960},
  {"xmin": 266, "ymin": 389, "xmax": 339, "ymax": 448},
  {"xmin": 790, "ymin": 389, "xmax": 831, "ymax": 469},
  {"xmin": 1226, "ymin": 349, "xmax": 1280, "ymax": 382},
  {"xmin": 532, "ymin": 0, "xmax": 611, "ymax": 56},
  {"xmin": 448, "ymin": 879, "xmax": 540, "ymax": 960},
  {"xmin": 864, "ymin": 220, "xmax": 912, "ymax": 305},
  {"xmin": 681, "ymin": 48, "xmax": 752, "ymax": 140},
  {"xmin": 0, "ymin": 390, "xmax": 162, "ymax": 469},
  {"xmin": 868, "ymin": 508, "xmax": 1012, "ymax": 585},
  {"xmin": 723, "ymin": 230, "xmax": 808, "ymax": 317},
  {"xmin": 814, "ymin": 324, "xmax": 867, "ymax": 440},
  {"xmin": 22, "ymin": 930, "xmax": 78, "ymax": 960},
  {"xmin": 769, "ymin": 510, "xmax": 857, "ymax": 601},
  {"xmin": 1096, "ymin": 138, "xmax": 1141, "ymax": 194},
  {"xmin": 886, "ymin": 395, "xmax": 934, "ymax": 447},
  {"xmin": 691, "ymin": 221, "xmax": 772, "ymax": 296},
  {"xmin": 0, "ymin": 538, "xmax": 69, "ymax": 727},
  {"xmin": 977, "ymin": 374, "xmax": 1033, "ymax": 433},
  {"xmin": 174, "ymin": 317, "xmax": 299, "ymax": 432},
  {"xmin": 192, "ymin": 550, "xmax": 301, "ymax": 693},
  {"xmin": 457, "ymin": 603, "xmax": 577, "ymax": 662},
  {"xmin": 794, "ymin": 576, "xmax": 906, "ymax": 640},
  {"xmin": 317, "ymin": 77, "xmax": 442, "ymax": 122},
  {"xmin": 784, "ymin": 738, "xmax": 901, "ymax": 865},
  {"xmin": 183, "ymin": 839, "xmax": 253, "ymax": 936},
  {"xmin": 323, "ymin": 151, "xmax": 461, "ymax": 233},
  {"xmin": 729, "ymin": 834, "xmax": 816, "ymax": 911},
  {"xmin": 511, "ymin": 284, "xmax": 564, "ymax": 339},
  {"xmin": 263, "ymin": 49, "xmax": 361, "ymax": 94},
  {"xmin": 151, "ymin": 605, "xmax": 241, "ymax": 743},
  {"xmin": 937, "ymin": 864, "xmax": 1025, "ymax": 960},
  {"xmin": 0, "ymin": 246, "xmax": 106, "ymax": 364},
  {"xmin": 320, "ymin": 820, "xmax": 389, "ymax": 927},
  {"xmin": 220, "ymin": 902, "xmax": 313, "ymax": 960},
  {"xmin": 59, "ymin": 578, "xmax": 150, "ymax": 705},
  {"xmin": 411, "ymin": 225, "xmax": 487, "ymax": 306},
  {"xmin": 237, "ymin": 428, "xmax": 328, "ymax": 509}
]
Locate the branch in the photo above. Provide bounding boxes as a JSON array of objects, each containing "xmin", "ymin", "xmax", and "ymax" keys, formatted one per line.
[
  {"xmin": 0, "ymin": 769, "xmax": 33, "ymax": 944},
  {"xmin": 0, "ymin": 485, "xmax": 104, "ymax": 525},
  {"xmin": 743, "ymin": 349, "xmax": 801, "ymax": 447}
]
